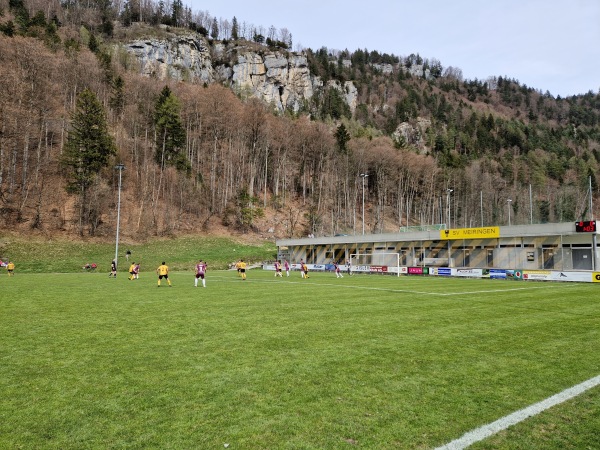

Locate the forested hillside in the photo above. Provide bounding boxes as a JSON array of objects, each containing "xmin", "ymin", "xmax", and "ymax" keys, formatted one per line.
[{"xmin": 1, "ymin": 0, "xmax": 600, "ymax": 241}]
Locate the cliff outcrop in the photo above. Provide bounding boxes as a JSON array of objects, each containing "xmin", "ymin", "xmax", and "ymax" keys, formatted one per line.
[{"xmin": 123, "ymin": 33, "xmax": 358, "ymax": 113}]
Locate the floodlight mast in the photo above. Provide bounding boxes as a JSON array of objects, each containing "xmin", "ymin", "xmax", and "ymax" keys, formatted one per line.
[
  {"xmin": 360, "ymin": 173, "xmax": 368, "ymax": 235},
  {"xmin": 590, "ymin": 176, "xmax": 598, "ymax": 270},
  {"xmin": 114, "ymin": 164, "xmax": 125, "ymax": 267},
  {"xmin": 446, "ymin": 189, "xmax": 453, "ymax": 229},
  {"xmin": 446, "ymin": 188, "xmax": 453, "ymax": 268}
]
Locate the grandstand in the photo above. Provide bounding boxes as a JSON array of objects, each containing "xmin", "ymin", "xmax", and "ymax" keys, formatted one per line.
[{"xmin": 276, "ymin": 221, "xmax": 599, "ymax": 273}]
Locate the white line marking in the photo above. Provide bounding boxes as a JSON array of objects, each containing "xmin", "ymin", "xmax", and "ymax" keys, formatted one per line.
[
  {"xmin": 435, "ymin": 374, "xmax": 600, "ymax": 450},
  {"xmin": 210, "ymin": 276, "xmax": 576, "ymax": 297}
]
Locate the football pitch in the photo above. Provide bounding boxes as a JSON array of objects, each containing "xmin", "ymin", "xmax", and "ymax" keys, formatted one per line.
[{"xmin": 1, "ymin": 270, "xmax": 599, "ymax": 449}]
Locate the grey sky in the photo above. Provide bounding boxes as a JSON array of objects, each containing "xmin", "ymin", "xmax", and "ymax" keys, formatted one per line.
[{"xmin": 185, "ymin": 0, "xmax": 600, "ymax": 97}]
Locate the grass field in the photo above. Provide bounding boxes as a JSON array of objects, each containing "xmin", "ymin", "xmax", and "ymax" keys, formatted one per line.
[
  {"xmin": 1, "ymin": 270, "xmax": 599, "ymax": 449},
  {"xmin": 0, "ymin": 234, "xmax": 277, "ymax": 272}
]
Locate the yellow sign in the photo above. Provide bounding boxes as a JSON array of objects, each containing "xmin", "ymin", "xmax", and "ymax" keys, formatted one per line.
[
  {"xmin": 440, "ymin": 227, "xmax": 500, "ymax": 240},
  {"xmin": 593, "ymin": 273, "xmax": 600, "ymax": 283}
]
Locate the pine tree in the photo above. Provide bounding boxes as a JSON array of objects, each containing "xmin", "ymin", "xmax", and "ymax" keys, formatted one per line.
[{"xmin": 62, "ymin": 88, "xmax": 116, "ymax": 235}]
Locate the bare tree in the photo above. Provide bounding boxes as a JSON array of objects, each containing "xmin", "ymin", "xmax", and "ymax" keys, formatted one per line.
[{"xmin": 219, "ymin": 18, "xmax": 230, "ymax": 40}]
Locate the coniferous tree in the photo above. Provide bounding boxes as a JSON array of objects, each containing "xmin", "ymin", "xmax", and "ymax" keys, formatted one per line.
[
  {"xmin": 62, "ymin": 88, "xmax": 117, "ymax": 235},
  {"xmin": 88, "ymin": 33, "xmax": 99, "ymax": 53},
  {"xmin": 9, "ymin": 0, "xmax": 28, "ymax": 32},
  {"xmin": 154, "ymin": 0, "xmax": 165, "ymax": 24},
  {"xmin": 231, "ymin": 16, "xmax": 238, "ymax": 40},
  {"xmin": 335, "ymin": 123, "xmax": 350, "ymax": 153},
  {"xmin": 171, "ymin": 0, "xmax": 183, "ymax": 27},
  {"xmin": 210, "ymin": 17, "xmax": 218, "ymax": 39},
  {"xmin": 109, "ymin": 75, "xmax": 125, "ymax": 117},
  {"xmin": 154, "ymin": 86, "xmax": 189, "ymax": 172},
  {"xmin": 0, "ymin": 20, "xmax": 15, "ymax": 36}
]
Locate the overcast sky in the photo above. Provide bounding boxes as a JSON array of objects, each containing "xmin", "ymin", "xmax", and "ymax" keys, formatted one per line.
[{"xmin": 185, "ymin": 0, "xmax": 599, "ymax": 98}]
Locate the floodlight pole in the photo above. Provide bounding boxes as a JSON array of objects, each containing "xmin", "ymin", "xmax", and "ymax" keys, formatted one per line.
[
  {"xmin": 507, "ymin": 198, "xmax": 512, "ymax": 226},
  {"xmin": 590, "ymin": 176, "xmax": 598, "ymax": 270},
  {"xmin": 114, "ymin": 164, "xmax": 125, "ymax": 267},
  {"xmin": 446, "ymin": 189, "xmax": 453, "ymax": 229},
  {"xmin": 360, "ymin": 173, "xmax": 368, "ymax": 235},
  {"xmin": 446, "ymin": 188, "xmax": 453, "ymax": 267}
]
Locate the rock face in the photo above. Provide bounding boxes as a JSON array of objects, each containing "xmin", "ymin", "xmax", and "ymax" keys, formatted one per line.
[
  {"xmin": 230, "ymin": 51, "xmax": 317, "ymax": 112},
  {"xmin": 392, "ymin": 118, "xmax": 432, "ymax": 152},
  {"xmin": 124, "ymin": 34, "xmax": 214, "ymax": 83},
  {"xmin": 326, "ymin": 80, "xmax": 358, "ymax": 112},
  {"xmin": 372, "ymin": 63, "xmax": 394, "ymax": 74},
  {"xmin": 122, "ymin": 33, "xmax": 358, "ymax": 114}
]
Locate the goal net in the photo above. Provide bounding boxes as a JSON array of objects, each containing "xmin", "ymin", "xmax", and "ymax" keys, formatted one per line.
[{"xmin": 350, "ymin": 252, "xmax": 400, "ymax": 276}]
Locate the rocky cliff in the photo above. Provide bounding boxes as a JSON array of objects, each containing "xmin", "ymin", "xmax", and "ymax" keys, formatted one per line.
[{"xmin": 122, "ymin": 33, "xmax": 358, "ymax": 114}]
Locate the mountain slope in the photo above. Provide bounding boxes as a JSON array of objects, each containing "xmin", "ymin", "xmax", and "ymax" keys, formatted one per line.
[{"xmin": 1, "ymin": 2, "xmax": 599, "ymax": 241}]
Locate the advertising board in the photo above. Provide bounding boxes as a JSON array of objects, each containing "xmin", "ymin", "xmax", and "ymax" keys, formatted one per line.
[{"xmin": 489, "ymin": 269, "xmax": 507, "ymax": 279}]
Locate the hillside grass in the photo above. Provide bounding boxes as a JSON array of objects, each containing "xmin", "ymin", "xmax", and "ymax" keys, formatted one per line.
[
  {"xmin": 1, "ymin": 271, "xmax": 599, "ymax": 449},
  {"xmin": 0, "ymin": 234, "xmax": 277, "ymax": 273}
]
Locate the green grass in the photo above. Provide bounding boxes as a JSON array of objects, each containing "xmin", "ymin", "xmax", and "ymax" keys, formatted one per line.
[
  {"xmin": 0, "ymin": 235, "xmax": 276, "ymax": 272},
  {"xmin": 1, "ymin": 271, "xmax": 599, "ymax": 449}
]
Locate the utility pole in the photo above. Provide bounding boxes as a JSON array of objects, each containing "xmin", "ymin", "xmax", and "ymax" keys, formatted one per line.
[{"xmin": 114, "ymin": 164, "xmax": 125, "ymax": 267}]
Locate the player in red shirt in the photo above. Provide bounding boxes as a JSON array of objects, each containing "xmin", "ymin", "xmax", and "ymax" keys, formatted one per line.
[
  {"xmin": 334, "ymin": 260, "xmax": 344, "ymax": 278},
  {"xmin": 194, "ymin": 260, "xmax": 207, "ymax": 287}
]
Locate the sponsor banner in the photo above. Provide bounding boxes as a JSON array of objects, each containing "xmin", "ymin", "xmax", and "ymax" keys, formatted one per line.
[
  {"xmin": 387, "ymin": 266, "xmax": 408, "ymax": 274},
  {"xmin": 263, "ymin": 264, "xmax": 275, "ymax": 271},
  {"xmin": 430, "ymin": 267, "xmax": 452, "ymax": 276},
  {"xmin": 354, "ymin": 265, "xmax": 371, "ymax": 273},
  {"xmin": 370, "ymin": 265, "xmax": 388, "ymax": 273},
  {"xmin": 439, "ymin": 226, "xmax": 500, "ymax": 240},
  {"xmin": 523, "ymin": 270, "xmax": 551, "ymax": 281},
  {"xmin": 551, "ymin": 271, "xmax": 592, "ymax": 282},
  {"xmin": 408, "ymin": 267, "xmax": 429, "ymax": 275},
  {"xmin": 505, "ymin": 269, "xmax": 523, "ymax": 280},
  {"xmin": 455, "ymin": 268, "xmax": 483, "ymax": 277},
  {"xmin": 490, "ymin": 269, "xmax": 507, "ymax": 279},
  {"xmin": 593, "ymin": 273, "xmax": 600, "ymax": 283},
  {"xmin": 290, "ymin": 264, "xmax": 322, "ymax": 271}
]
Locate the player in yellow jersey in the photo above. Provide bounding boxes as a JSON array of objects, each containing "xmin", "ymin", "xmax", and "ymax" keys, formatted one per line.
[
  {"xmin": 156, "ymin": 262, "xmax": 172, "ymax": 287},
  {"xmin": 128, "ymin": 262, "xmax": 136, "ymax": 280},
  {"xmin": 300, "ymin": 260, "xmax": 309, "ymax": 279},
  {"xmin": 6, "ymin": 261, "xmax": 15, "ymax": 276},
  {"xmin": 239, "ymin": 259, "xmax": 247, "ymax": 280}
]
